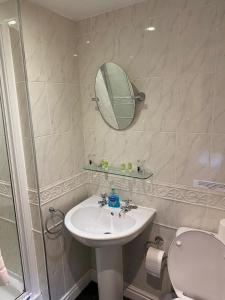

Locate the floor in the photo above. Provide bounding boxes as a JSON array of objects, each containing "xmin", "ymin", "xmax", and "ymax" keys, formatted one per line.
[
  {"xmin": 0, "ymin": 285, "xmax": 22, "ymax": 300},
  {"xmin": 76, "ymin": 282, "xmax": 130, "ymax": 300}
]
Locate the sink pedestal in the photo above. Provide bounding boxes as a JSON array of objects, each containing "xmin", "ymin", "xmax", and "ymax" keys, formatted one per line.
[{"xmin": 95, "ymin": 246, "xmax": 123, "ymax": 300}]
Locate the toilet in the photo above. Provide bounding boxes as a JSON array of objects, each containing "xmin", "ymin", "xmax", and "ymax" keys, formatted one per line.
[{"xmin": 167, "ymin": 227, "xmax": 225, "ymax": 300}]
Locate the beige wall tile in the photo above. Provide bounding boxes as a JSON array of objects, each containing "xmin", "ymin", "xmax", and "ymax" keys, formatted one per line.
[
  {"xmin": 78, "ymin": 0, "xmax": 225, "ymax": 192},
  {"xmin": 176, "ymin": 133, "xmax": 211, "ymax": 186},
  {"xmin": 33, "ymin": 231, "xmax": 50, "ymax": 300},
  {"xmin": 28, "ymin": 82, "xmax": 51, "ymax": 138},
  {"xmin": 62, "ymin": 229, "xmax": 91, "ymax": 291},
  {"xmin": 0, "ymin": 195, "xmax": 16, "ymax": 222},
  {"xmin": 22, "ymin": 0, "xmax": 85, "ymax": 189},
  {"xmin": 47, "ymin": 83, "xmax": 75, "ymax": 134},
  {"xmin": 202, "ymin": 206, "xmax": 225, "ymax": 232},
  {"xmin": 211, "ymin": 134, "xmax": 225, "ymax": 183},
  {"xmin": 35, "ymin": 133, "xmax": 75, "ymax": 187},
  {"xmin": 177, "ymin": 0, "xmax": 217, "ymax": 75},
  {"xmin": 0, "ymin": 0, "xmax": 17, "ymax": 21},
  {"xmin": 213, "ymin": 71, "xmax": 225, "ymax": 133},
  {"xmin": 177, "ymin": 73, "xmax": 213, "ymax": 133},
  {"xmin": 20, "ymin": 0, "xmax": 225, "ymax": 299},
  {"xmin": 45, "ymin": 234, "xmax": 65, "ymax": 300},
  {"xmin": 21, "ymin": 0, "xmax": 47, "ymax": 82},
  {"xmin": 132, "ymin": 76, "xmax": 178, "ymax": 132},
  {"xmin": 215, "ymin": 0, "xmax": 225, "ymax": 73},
  {"xmin": 168, "ymin": 200, "xmax": 207, "ymax": 229}
]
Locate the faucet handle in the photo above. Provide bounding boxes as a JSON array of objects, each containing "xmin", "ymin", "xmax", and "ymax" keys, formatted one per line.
[
  {"xmin": 98, "ymin": 193, "xmax": 108, "ymax": 207},
  {"xmin": 101, "ymin": 193, "xmax": 107, "ymax": 199},
  {"xmin": 124, "ymin": 199, "xmax": 132, "ymax": 206}
]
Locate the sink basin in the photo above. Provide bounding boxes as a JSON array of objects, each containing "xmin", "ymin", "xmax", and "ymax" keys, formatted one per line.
[
  {"xmin": 65, "ymin": 195, "xmax": 156, "ymax": 300},
  {"xmin": 65, "ymin": 195, "xmax": 155, "ymax": 247}
]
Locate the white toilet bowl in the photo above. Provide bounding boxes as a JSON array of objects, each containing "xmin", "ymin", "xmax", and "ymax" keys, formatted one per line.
[
  {"xmin": 174, "ymin": 298, "xmax": 193, "ymax": 300},
  {"xmin": 168, "ymin": 227, "xmax": 225, "ymax": 300}
]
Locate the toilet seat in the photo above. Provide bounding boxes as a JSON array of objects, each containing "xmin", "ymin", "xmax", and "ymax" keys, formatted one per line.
[
  {"xmin": 174, "ymin": 298, "xmax": 193, "ymax": 300},
  {"xmin": 168, "ymin": 230, "xmax": 225, "ymax": 300}
]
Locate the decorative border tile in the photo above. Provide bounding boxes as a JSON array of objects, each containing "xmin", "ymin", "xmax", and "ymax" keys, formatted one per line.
[
  {"xmin": 28, "ymin": 189, "xmax": 39, "ymax": 204},
  {"xmin": 39, "ymin": 172, "xmax": 86, "ymax": 204},
  {"xmin": 152, "ymin": 184, "xmax": 176, "ymax": 200},
  {"xmin": 86, "ymin": 171, "xmax": 225, "ymax": 211},
  {"xmin": 175, "ymin": 188, "xmax": 209, "ymax": 206},
  {"xmin": 0, "ymin": 180, "xmax": 12, "ymax": 198},
  {"xmin": 0, "ymin": 181, "xmax": 39, "ymax": 206},
  {"xmin": 26, "ymin": 170, "xmax": 225, "ymax": 211}
]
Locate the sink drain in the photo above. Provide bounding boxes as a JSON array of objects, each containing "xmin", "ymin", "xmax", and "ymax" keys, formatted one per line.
[{"xmin": 104, "ymin": 232, "xmax": 111, "ymax": 234}]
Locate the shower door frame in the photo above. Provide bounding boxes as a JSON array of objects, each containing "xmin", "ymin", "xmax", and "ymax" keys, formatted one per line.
[{"xmin": 0, "ymin": 24, "xmax": 42, "ymax": 300}]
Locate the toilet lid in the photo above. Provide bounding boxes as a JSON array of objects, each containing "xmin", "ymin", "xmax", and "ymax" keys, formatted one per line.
[{"xmin": 168, "ymin": 230, "xmax": 225, "ymax": 300}]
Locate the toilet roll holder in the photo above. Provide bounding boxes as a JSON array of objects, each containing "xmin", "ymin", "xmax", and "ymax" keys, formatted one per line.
[
  {"xmin": 146, "ymin": 236, "xmax": 164, "ymax": 249},
  {"xmin": 145, "ymin": 236, "xmax": 168, "ymax": 263}
]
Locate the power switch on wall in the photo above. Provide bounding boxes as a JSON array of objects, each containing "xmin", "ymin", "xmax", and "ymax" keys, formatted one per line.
[{"xmin": 193, "ymin": 180, "xmax": 225, "ymax": 192}]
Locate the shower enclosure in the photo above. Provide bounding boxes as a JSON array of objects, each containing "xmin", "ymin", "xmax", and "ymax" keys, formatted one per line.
[
  {"xmin": 0, "ymin": 66, "xmax": 24, "ymax": 300},
  {"xmin": 0, "ymin": 0, "xmax": 49, "ymax": 299}
]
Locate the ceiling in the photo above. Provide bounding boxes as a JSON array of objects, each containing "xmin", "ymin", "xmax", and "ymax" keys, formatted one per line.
[{"xmin": 30, "ymin": 0, "xmax": 145, "ymax": 21}]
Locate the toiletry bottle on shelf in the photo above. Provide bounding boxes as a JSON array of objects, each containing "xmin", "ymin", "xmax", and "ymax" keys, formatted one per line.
[
  {"xmin": 108, "ymin": 186, "xmax": 120, "ymax": 208},
  {"xmin": 127, "ymin": 162, "xmax": 133, "ymax": 173}
]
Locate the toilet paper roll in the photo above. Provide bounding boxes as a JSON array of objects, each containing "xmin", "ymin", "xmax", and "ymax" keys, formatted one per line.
[
  {"xmin": 145, "ymin": 247, "xmax": 165, "ymax": 278},
  {"xmin": 218, "ymin": 219, "xmax": 225, "ymax": 244}
]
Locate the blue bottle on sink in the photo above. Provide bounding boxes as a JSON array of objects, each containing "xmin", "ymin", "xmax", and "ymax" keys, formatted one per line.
[{"xmin": 108, "ymin": 187, "xmax": 120, "ymax": 208}]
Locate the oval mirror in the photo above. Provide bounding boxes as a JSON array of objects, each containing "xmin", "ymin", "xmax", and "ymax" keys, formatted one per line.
[{"xmin": 94, "ymin": 62, "xmax": 142, "ymax": 130}]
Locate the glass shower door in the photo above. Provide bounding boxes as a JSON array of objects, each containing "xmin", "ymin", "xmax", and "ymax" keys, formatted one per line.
[
  {"xmin": 0, "ymin": 0, "xmax": 25, "ymax": 296},
  {"xmin": 0, "ymin": 97, "xmax": 25, "ymax": 299},
  {"xmin": 0, "ymin": 1, "xmax": 49, "ymax": 300}
]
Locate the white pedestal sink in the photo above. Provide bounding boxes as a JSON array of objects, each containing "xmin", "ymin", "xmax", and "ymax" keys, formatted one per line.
[{"xmin": 65, "ymin": 196, "xmax": 155, "ymax": 300}]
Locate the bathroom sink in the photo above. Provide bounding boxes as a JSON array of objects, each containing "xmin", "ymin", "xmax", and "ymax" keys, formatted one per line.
[
  {"xmin": 65, "ymin": 195, "xmax": 156, "ymax": 300},
  {"xmin": 65, "ymin": 195, "xmax": 156, "ymax": 247}
]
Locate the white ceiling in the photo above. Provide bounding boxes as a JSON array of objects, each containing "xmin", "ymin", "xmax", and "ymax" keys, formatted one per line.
[{"xmin": 30, "ymin": 0, "xmax": 145, "ymax": 21}]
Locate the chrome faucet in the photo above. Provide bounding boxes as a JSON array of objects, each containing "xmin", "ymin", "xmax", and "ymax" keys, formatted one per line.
[
  {"xmin": 98, "ymin": 193, "xmax": 108, "ymax": 207},
  {"xmin": 119, "ymin": 199, "xmax": 137, "ymax": 216}
]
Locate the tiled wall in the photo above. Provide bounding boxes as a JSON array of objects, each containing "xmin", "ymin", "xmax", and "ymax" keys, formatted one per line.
[
  {"xmin": 20, "ymin": 0, "xmax": 225, "ymax": 299},
  {"xmin": 21, "ymin": 0, "xmax": 84, "ymax": 189},
  {"xmin": 77, "ymin": 0, "xmax": 225, "ymax": 188},
  {"xmin": 21, "ymin": 1, "xmax": 91, "ymax": 299},
  {"xmin": 76, "ymin": 0, "xmax": 225, "ymax": 297}
]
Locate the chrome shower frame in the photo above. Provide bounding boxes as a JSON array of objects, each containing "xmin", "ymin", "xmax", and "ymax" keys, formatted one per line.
[{"xmin": 0, "ymin": 24, "xmax": 42, "ymax": 300}]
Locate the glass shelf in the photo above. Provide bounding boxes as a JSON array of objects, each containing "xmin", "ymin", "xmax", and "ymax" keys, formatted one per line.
[{"xmin": 84, "ymin": 165, "xmax": 153, "ymax": 180}]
